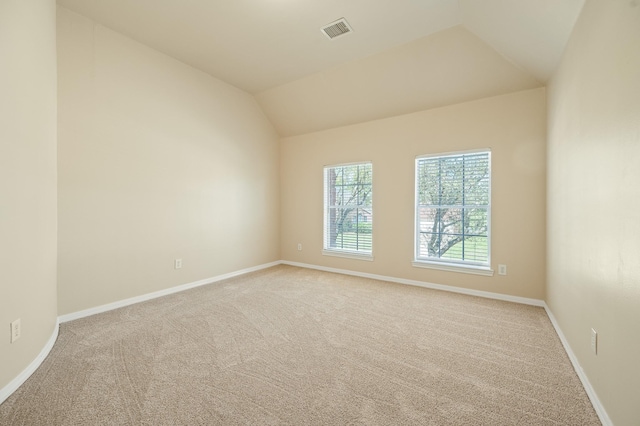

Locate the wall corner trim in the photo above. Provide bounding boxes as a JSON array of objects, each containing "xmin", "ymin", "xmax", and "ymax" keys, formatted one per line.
[
  {"xmin": 543, "ymin": 304, "xmax": 613, "ymax": 426},
  {"xmin": 0, "ymin": 319, "xmax": 60, "ymax": 406}
]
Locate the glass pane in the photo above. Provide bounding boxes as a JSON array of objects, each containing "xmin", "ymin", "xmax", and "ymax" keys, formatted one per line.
[
  {"xmin": 358, "ymin": 183, "xmax": 372, "ymax": 207},
  {"xmin": 355, "ymin": 208, "xmax": 372, "ymax": 250},
  {"xmin": 465, "ymin": 208, "xmax": 488, "ymax": 237},
  {"xmin": 463, "ymin": 155, "xmax": 490, "ymax": 206},
  {"xmin": 463, "ymin": 236, "xmax": 488, "ymax": 262},
  {"xmin": 341, "ymin": 185, "xmax": 357, "ymax": 206},
  {"xmin": 328, "ymin": 208, "xmax": 372, "ymax": 251},
  {"xmin": 418, "ymin": 232, "xmax": 434, "ymax": 258},
  {"xmin": 417, "ymin": 207, "xmax": 437, "ymax": 233},
  {"xmin": 418, "ymin": 207, "xmax": 487, "ymax": 260},
  {"xmin": 418, "ymin": 159, "xmax": 464, "ymax": 206}
]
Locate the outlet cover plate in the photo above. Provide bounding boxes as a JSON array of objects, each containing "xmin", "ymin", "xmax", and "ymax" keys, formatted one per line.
[
  {"xmin": 10, "ymin": 319, "xmax": 21, "ymax": 343},
  {"xmin": 498, "ymin": 264, "xmax": 507, "ymax": 275}
]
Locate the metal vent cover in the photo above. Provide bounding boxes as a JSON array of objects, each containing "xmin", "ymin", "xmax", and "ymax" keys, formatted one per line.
[{"xmin": 321, "ymin": 18, "xmax": 353, "ymax": 40}]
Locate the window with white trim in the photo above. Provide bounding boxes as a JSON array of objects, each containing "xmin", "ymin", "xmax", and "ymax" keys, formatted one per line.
[
  {"xmin": 323, "ymin": 162, "xmax": 372, "ymax": 258},
  {"xmin": 415, "ymin": 150, "xmax": 491, "ymax": 269}
]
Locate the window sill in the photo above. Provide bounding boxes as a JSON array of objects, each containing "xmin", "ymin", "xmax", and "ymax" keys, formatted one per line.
[
  {"xmin": 322, "ymin": 250, "xmax": 374, "ymax": 262},
  {"xmin": 412, "ymin": 260, "xmax": 494, "ymax": 276}
]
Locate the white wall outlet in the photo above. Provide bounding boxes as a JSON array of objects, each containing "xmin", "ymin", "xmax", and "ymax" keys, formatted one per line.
[
  {"xmin": 297, "ymin": 243, "xmax": 302, "ymax": 251},
  {"xmin": 498, "ymin": 264, "xmax": 507, "ymax": 275},
  {"xmin": 591, "ymin": 328, "xmax": 598, "ymax": 354},
  {"xmin": 174, "ymin": 259, "xmax": 182, "ymax": 269},
  {"xmin": 10, "ymin": 319, "xmax": 21, "ymax": 343}
]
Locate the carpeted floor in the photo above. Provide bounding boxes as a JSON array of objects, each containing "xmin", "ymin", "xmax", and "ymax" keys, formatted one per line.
[{"xmin": 0, "ymin": 265, "xmax": 600, "ymax": 425}]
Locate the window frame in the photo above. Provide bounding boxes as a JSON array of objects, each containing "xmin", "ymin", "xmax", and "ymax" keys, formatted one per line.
[
  {"xmin": 413, "ymin": 149, "xmax": 493, "ymax": 276},
  {"xmin": 322, "ymin": 161, "xmax": 374, "ymax": 261}
]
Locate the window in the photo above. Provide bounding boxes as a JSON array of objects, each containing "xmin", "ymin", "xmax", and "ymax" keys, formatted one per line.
[
  {"xmin": 414, "ymin": 150, "xmax": 491, "ymax": 272},
  {"xmin": 323, "ymin": 162, "xmax": 373, "ymax": 259}
]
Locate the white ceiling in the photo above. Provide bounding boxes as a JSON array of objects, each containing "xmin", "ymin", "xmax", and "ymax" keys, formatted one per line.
[{"xmin": 56, "ymin": 0, "xmax": 585, "ymax": 94}]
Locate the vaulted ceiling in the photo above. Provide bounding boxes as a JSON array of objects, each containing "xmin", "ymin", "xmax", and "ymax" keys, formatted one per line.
[{"xmin": 56, "ymin": 0, "xmax": 585, "ymax": 136}]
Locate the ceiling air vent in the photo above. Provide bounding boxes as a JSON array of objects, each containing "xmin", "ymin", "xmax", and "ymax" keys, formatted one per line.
[{"xmin": 321, "ymin": 18, "xmax": 353, "ymax": 40}]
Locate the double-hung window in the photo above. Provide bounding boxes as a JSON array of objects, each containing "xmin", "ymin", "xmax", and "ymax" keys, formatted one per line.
[
  {"xmin": 414, "ymin": 150, "xmax": 491, "ymax": 274},
  {"xmin": 323, "ymin": 162, "xmax": 373, "ymax": 260}
]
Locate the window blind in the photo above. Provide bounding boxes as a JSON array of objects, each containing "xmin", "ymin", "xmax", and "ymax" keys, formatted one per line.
[
  {"xmin": 323, "ymin": 162, "xmax": 372, "ymax": 254},
  {"xmin": 415, "ymin": 151, "xmax": 490, "ymax": 266}
]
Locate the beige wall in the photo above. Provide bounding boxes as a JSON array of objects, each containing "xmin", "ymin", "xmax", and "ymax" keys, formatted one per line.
[
  {"xmin": 0, "ymin": 0, "xmax": 58, "ymax": 389},
  {"xmin": 56, "ymin": 7, "xmax": 280, "ymax": 315},
  {"xmin": 547, "ymin": 0, "xmax": 640, "ymax": 424},
  {"xmin": 281, "ymin": 88, "xmax": 546, "ymax": 300}
]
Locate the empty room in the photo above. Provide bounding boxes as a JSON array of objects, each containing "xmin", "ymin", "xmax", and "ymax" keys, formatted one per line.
[{"xmin": 1, "ymin": 0, "xmax": 638, "ymax": 424}]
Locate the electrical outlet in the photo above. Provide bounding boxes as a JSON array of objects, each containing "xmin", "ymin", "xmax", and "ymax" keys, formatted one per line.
[
  {"xmin": 591, "ymin": 328, "xmax": 597, "ymax": 354},
  {"xmin": 10, "ymin": 319, "xmax": 21, "ymax": 343},
  {"xmin": 297, "ymin": 243, "xmax": 302, "ymax": 251},
  {"xmin": 498, "ymin": 264, "xmax": 507, "ymax": 275},
  {"xmin": 174, "ymin": 259, "xmax": 182, "ymax": 269}
]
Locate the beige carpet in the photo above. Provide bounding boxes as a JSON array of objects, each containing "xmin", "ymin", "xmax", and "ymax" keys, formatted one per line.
[{"xmin": 0, "ymin": 265, "xmax": 600, "ymax": 425}]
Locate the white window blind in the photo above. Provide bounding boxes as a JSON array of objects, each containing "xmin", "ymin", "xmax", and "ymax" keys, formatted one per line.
[
  {"xmin": 323, "ymin": 162, "xmax": 372, "ymax": 256},
  {"xmin": 415, "ymin": 150, "xmax": 490, "ymax": 267}
]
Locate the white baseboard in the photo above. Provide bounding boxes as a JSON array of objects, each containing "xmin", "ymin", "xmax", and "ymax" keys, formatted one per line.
[
  {"xmin": 543, "ymin": 304, "xmax": 612, "ymax": 426},
  {"xmin": 281, "ymin": 260, "xmax": 544, "ymax": 307},
  {"xmin": 58, "ymin": 261, "xmax": 281, "ymax": 323},
  {"xmin": 0, "ymin": 319, "xmax": 59, "ymax": 406}
]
